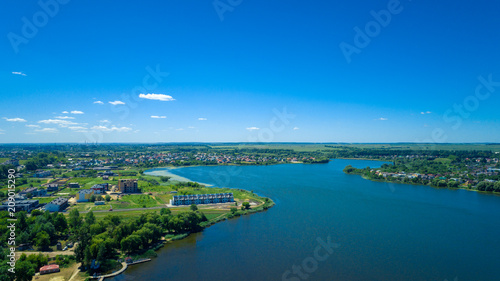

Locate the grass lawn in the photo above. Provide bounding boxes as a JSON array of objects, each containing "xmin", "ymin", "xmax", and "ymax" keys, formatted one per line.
[
  {"xmin": 120, "ymin": 194, "xmax": 163, "ymax": 208},
  {"xmin": 35, "ymin": 197, "xmax": 54, "ymax": 204}
]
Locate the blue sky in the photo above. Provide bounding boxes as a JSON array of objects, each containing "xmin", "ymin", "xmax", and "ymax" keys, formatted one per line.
[{"xmin": 1, "ymin": 0, "xmax": 499, "ymax": 143}]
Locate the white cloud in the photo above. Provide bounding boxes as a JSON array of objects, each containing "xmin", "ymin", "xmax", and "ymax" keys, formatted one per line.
[
  {"xmin": 176, "ymin": 128, "xmax": 184, "ymax": 131},
  {"xmin": 12, "ymin": 71, "xmax": 27, "ymax": 76},
  {"xmin": 293, "ymin": 127, "xmax": 300, "ymax": 130},
  {"xmin": 198, "ymin": 118, "xmax": 207, "ymax": 121},
  {"xmin": 139, "ymin": 93, "xmax": 175, "ymax": 101},
  {"xmin": 62, "ymin": 111, "xmax": 69, "ymax": 114},
  {"xmin": 3, "ymin": 117, "xmax": 27, "ymax": 122},
  {"xmin": 151, "ymin": 116, "xmax": 166, "ymax": 119},
  {"xmin": 93, "ymin": 101, "xmax": 104, "ymax": 104},
  {"xmin": 55, "ymin": 116, "xmax": 75, "ymax": 120},
  {"xmin": 109, "ymin": 101, "xmax": 125, "ymax": 105},
  {"xmin": 71, "ymin": 111, "xmax": 84, "ymax": 114},
  {"xmin": 246, "ymin": 127, "xmax": 260, "ymax": 131},
  {"xmin": 188, "ymin": 126, "xmax": 195, "ymax": 129},
  {"xmin": 420, "ymin": 111, "xmax": 432, "ymax": 115},
  {"xmin": 376, "ymin": 118, "xmax": 388, "ymax": 121},
  {"xmin": 68, "ymin": 126, "xmax": 88, "ymax": 131},
  {"xmin": 99, "ymin": 119, "xmax": 110, "ymax": 123},
  {"xmin": 35, "ymin": 128, "xmax": 58, "ymax": 133},
  {"xmin": 91, "ymin": 125, "xmax": 132, "ymax": 132},
  {"xmin": 25, "ymin": 124, "xmax": 40, "ymax": 128},
  {"xmin": 38, "ymin": 119, "xmax": 77, "ymax": 127}
]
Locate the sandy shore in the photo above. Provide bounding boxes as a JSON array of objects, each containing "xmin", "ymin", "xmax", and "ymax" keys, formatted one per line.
[{"xmin": 144, "ymin": 167, "xmax": 213, "ymax": 186}]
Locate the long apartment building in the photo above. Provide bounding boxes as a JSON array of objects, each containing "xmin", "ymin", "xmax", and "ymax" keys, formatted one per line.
[{"xmin": 170, "ymin": 193, "xmax": 234, "ymax": 206}]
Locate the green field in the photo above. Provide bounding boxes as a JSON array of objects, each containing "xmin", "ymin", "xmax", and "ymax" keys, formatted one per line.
[{"xmin": 214, "ymin": 143, "xmax": 500, "ymax": 152}]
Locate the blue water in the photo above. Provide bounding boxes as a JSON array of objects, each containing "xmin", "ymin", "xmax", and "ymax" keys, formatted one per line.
[{"xmin": 113, "ymin": 159, "xmax": 500, "ymax": 281}]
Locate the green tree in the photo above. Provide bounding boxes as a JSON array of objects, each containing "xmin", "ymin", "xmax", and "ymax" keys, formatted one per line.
[
  {"xmin": 31, "ymin": 209, "xmax": 43, "ymax": 216},
  {"xmin": 120, "ymin": 235, "xmax": 142, "ymax": 254},
  {"xmin": 68, "ymin": 209, "xmax": 82, "ymax": 230},
  {"xmin": 105, "ymin": 195, "xmax": 111, "ymax": 201},
  {"xmin": 85, "ymin": 211, "xmax": 96, "ymax": 225},
  {"xmin": 242, "ymin": 202, "xmax": 251, "ymax": 210},
  {"xmin": 14, "ymin": 260, "xmax": 35, "ymax": 281},
  {"xmin": 160, "ymin": 207, "xmax": 171, "ymax": 216},
  {"xmin": 494, "ymin": 181, "xmax": 500, "ymax": 192},
  {"xmin": 35, "ymin": 231, "xmax": 50, "ymax": 250},
  {"xmin": 190, "ymin": 204, "xmax": 198, "ymax": 211},
  {"xmin": 230, "ymin": 207, "xmax": 237, "ymax": 214},
  {"xmin": 54, "ymin": 213, "xmax": 68, "ymax": 234}
]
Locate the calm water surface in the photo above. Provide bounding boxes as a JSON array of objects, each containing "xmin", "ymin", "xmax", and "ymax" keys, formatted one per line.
[{"xmin": 111, "ymin": 159, "xmax": 500, "ymax": 281}]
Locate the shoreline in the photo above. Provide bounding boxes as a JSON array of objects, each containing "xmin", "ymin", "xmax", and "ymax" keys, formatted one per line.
[
  {"xmin": 351, "ymin": 173, "xmax": 500, "ymax": 196},
  {"xmin": 144, "ymin": 167, "xmax": 214, "ymax": 186}
]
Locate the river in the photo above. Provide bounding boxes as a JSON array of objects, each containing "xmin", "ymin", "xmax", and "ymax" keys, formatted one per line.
[{"xmin": 110, "ymin": 159, "xmax": 500, "ymax": 281}]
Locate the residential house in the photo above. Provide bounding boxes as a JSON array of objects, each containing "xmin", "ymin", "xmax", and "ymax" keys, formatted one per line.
[
  {"xmin": 0, "ymin": 198, "xmax": 39, "ymax": 213},
  {"xmin": 45, "ymin": 197, "xmax": 69, "ymax": 212},
  {"xmin": 40, "ymin": 264, "xmax": 60, "ymax": 275},
  {"xmin": 77, "ymin": 189, "xmax": 94, "ymax": 202},
  {"xmin": 118, "ymin": 179, "xmax": 140, "ymax": 193},
  {"xmin": 170, "ymin": 193, "xmax": 234, "ymax": 206},
  {"xmin": 47, "ymin": 183, "xmax": 59, "ymax": 192}
]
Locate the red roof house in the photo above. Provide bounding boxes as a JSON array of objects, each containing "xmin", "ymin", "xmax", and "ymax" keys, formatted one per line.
[{"xmin": 40, "ymin": 264, "xmax": 60, "ymax": 275}]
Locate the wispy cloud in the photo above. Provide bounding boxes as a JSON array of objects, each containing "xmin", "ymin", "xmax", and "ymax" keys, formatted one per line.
[
  {"xmin": 188, "ymin": 126, "xmax": 195, "ymax": 129},
  {"xmin": 246, "ymin": 127, "xmax": 260, "ymax": 131},
  {"xmin": 293, "ymin": 127, "xmax": 300, "ymax": 130},
  {"xmin": 139, "ymin": 93, "xmax": 175, "ymax": 101},
  {"xmin": 420, "ymin": 111, "xmax": 432, "ymax": 115},
  {"xmin": 109, "ymin": 101, "xmax": 125, "ymax": 105},
  {"xmin": 55, "ymin": 116, "xmax": 75, "ymax": 120},
  {"xmin": 176, "ymin": 128, "xmax": 184, "ymax": 131},
  {"xmin": 12, "ymin": 71, "xmax": 27, "ymax": 76},
  {"xmin": 62, "ymin": 111, "xmax": 69, "ymax": 114},
  {"xmin": 198, "ymin": 118, "xmax": 207, "ymax": 121},
  {"xmin": 25, "ymin": 124, "xmax": 40, "ymax": 128},
  {"xmin": 3, "ymin": 117, "xmax": 27, "ymax": 122},
  {"xmin": 35, "ymin": 128, "xmax": 58, "ymax": 133},
  {"xmin": 151, "ymin": 116, "xmax": 166, "ymax": 119},
  {"xmin": 91, "ymin": 125, "xmax": 132, "ymax": 132},
  {"xmin": 94, "ymin": 101, "xmax": 104, "ymax": 104},
  {"xmin": 38, "ymin": 119, "xmax": 77, "ymax": 127},
  {"xmin": 71, "ymin": 110, "xmax": 84, "ymax": 114},
  {"xmin": 376, "ymin": 118, "xmax": 388, "ymax": 121},
  {"xmin": 68, "ymin": 126, "xmax": 88, "ymax": 131},
  {"xmin": 99, "ymin": 119, "xmax": 110, "ymax": 123}
]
